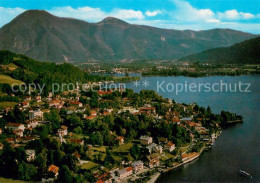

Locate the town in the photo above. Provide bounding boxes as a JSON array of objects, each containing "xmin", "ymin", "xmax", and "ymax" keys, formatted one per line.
[{"xmin": 0, "ymin": 83, "xmax": 242, "ymax": 183}]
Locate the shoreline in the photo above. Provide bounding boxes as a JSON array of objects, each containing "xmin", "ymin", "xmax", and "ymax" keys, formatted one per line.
[
  {"xmin": 152, "ymin": 131, "xmax": 223, "ymax": 183},
  {"xmin": 152, "ymin": 145, "xmax": 208, "ymax": 183}
]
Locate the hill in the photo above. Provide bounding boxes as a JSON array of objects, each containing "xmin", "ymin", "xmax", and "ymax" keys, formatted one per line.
[
  {"xmin": 0, "ymin": 10, "xmax": 256, "ymax": 62},
  {"xmin": 179, "ymin": 36, "xmax": 260, "ymax": 64}
]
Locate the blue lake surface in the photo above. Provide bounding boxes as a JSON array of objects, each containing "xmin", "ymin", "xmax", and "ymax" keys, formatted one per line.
[{"xmin": 124, "ymin": 75, "xmax": 260, "ymax": 183}]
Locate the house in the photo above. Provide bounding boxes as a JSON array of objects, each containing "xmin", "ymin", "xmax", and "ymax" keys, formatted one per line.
[
  {"xmin": 132, "ymin": 161, "xmax": 144, "ymax": 173},
  {"xmin": 154, "ymin": 145, "xmax": 163, "ymax": 154},
  {"xmin": 70, "ymin": 101, "xmax": 83, "ymax": 108},
  {"xmin": 58, "ymin": 125, "xmax": 68, "ymax": 136},
  {"xmin": 20, "ymin": 136, "xmax": 35, "ymax": 143},
  {"xmin": 140, "ymin": 136, "xmax": 153, "ymax": 145},
  {"xmin": 29, "ymin": 109, "xmax": 43, "ymax": 121},
  {"xmin": 121, "ymin": 106, "xmax": 139, "ymax": 114},
  {"xmin": 90, "ymin": 110, "xmax": 98, "ymax": 116},
  {"xmin": 164, "ymin": 142, "xmax": 175, "ymax": 152},
  {"xmin": 49, "ymin": 100, "xmax": 63, "ymax": 108},
  {"xmin": 146, "ymin": 143, "xmax": 157, "ymax": 154},
  {"xmin": 85, "ymin": 115, "xmax": 97, "ymax": 120},
  {"xmin": 0, "ymin": 128, "xmax": 2, "ymax": 134},
  {"xmin": 5, "ymin": 138, "xmax": 15, "ymax": 144},
  {"xmin": 22, "ymin": 101, "xmax": 29, "ymax": 108},
  {"xmin": 48, "ymin": 164, "xmax": 59, "ymax": 178},
  {"xmin": 98, "ymin": 90, "xmax": 113, "ymax": 95},
  {"xmin": 24, "ymin": 96, "xmax": 31, "ymax": 101},
  {"xmin": 145, "ymin": 153, "xmax": 160, "ymax": 168},
  {"xmin": 146, "ymin": 143, "xmax": 162, "ymax": 154},
  {"xmin": 26, "ymin": 149, "xmax": 36, "ymax": 162},
  {"xmin": 171, "ymin": 116, "xmax": 180, "ymax": 124},
  {"xmin": 139, "ymin": 107, "xmax": 156, "ymax": 114},
  {"xmin": 5, "ymin": 123, "xmax": 25, "ymax": 131},
  {"xmin": 117, "ymin": 167, "xmax": 133, "ymax": 180},
  {"xmin": 181, "ymin": 117, "xmax": 193, "ymax": 122},
  {"xmin": 13, "ymin": 129, "xmax": 23, "ymax": 137},
  {"xmin": 26, "ymin": 120, "xmax": 38, "ymax": 128},
  {"xmin": 115, "ymin": 136, "xmax": 124, "ymax": 145},
  {"xmin": 36, "ymin": 95, "xmax": 41, "ymax": 102},
  {"xmin": 72, "ymin": 152, "xmax": 81, "ymax": 162},
  {"xmin": 181, "ymin": 152, "xmax": 199, "ymax": 163},
  {"xmin": 0, "ymin": 143, "xmax": 4, "ymax": 150}
]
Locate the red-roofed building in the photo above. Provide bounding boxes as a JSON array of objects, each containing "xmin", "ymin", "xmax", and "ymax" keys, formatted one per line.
[
  {"xmin": 98, "ymin": 90, "xmax": 113, "ymax": 95},
  {"xmin": 5, "ymin": 123, "xmax": 25, "ymax": 131},
  {"xmin": 48, "ymin": 164, "xmax": 59, "ymax": 177},
  {"xmin": 70, "ymin": 101, "xmax": 83, "ymax": 108},
  {"xmin": 115, "ymin": 136, "xmax": 124, "ymax": 145},
  {"xmin": 139, "ymin": 107, "xmax": 156, "ymax": 114},
  {"xmin": 13, "ymin": 129, "xmax": 23, "ymax": 137},
  {"xmin": 164, "ymin": 142, "xmax": 175, "ymax": 152},
  {"xmin": 22, "ymin": 101, "xmax": 29, "ymax": 108},
  {"xmin": 85, "ymin": 115, "xmax": 96, "ymax": 120}
]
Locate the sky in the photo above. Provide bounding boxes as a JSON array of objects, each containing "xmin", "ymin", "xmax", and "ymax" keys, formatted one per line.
[{"xmin": 0, "ymin": 0, "xmax": 260, "ymax": 33}]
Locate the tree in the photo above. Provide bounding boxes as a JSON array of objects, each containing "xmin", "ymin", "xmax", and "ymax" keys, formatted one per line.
[
  {"xmin": 44, "ymin": 109, "xmax": 61, "ymax": 131},
  {"xmin": 18, "ymin": 162, "xmax": 37, "ymax": 181},
  {"xmin": 104, "ymin": 147, "xmax": 114, "ymax": 166},
  {"xmin": 206, "ymin": 106, "xmax": 212, "ymax": 116},
  {"xmin": 130, "ymin": 144, "xmax": 141, "ymax": 160},
  {"xmin": 35, "ymin": 153, "xmax": 47, "ymax": 175},
  {"xmin": 58, "ymin": 165, "xmax": 73, "ymax": 183}
]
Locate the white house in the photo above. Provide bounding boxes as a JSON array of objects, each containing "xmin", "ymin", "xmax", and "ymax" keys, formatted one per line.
[
  {"xmin": 132, "ymin": 161, "xmax": 144, "ymax": 173},
  {"xmin": 5, "ymin": 123, "xmax": 25, "ymax": 131},
  {"xmin": 164, "ymin": 142, "xmax": 175, "ymax": 152},
  {"xmin": 29, "ymin": 109, "xmax": 43, "ymax": 121},
  {"xmin": 26, "ymin": 149, "xmax": 36, "ymax": 162},
  {"xmin": 140, "ymin": 136, "xmax": 153, "ymax": 145},
  {"xmin": 117, "ymin": 167, "xmax": 133, "ymax": 180}
]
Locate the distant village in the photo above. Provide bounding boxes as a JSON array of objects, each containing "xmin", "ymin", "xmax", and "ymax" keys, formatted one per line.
[{"xmin": 0, "ymin": 85, "xmax": 226, "ymax": 183}]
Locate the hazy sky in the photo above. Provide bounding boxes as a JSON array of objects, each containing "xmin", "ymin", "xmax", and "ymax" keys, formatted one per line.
[{"xmin": 0, "ymin": 0, "xmax": 260, "ymax": 33}]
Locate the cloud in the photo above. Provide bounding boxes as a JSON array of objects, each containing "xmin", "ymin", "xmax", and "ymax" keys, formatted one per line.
[
  {"xmin": 145, "ymin": 10, "xmax": 162, "ymax": 17},
  {"xmin": 0, "ymin": 6, "xmax": 145, "ymax": 27},
  {"xmin": 49, "ymin": 6, "xmax": 106, "ymax": 22},
  {"xmin": 0, "ymin": 2, "xmax": 260, "ymax": 34},
  {"xmin": 217, "ymin": 10, "xmax": 255, "ymax": 20},
  {"xmin": 0, "ymin": 7, "xmax": 26, "ymax": 26},
  {"xmin": 170, "ymin": 0, "xmax": 218, "ymax": 23},
  {"xmin": 49, "ymin": 7, "xmax": 145, "ymax": 22},
  {"xmin": 109, "ymin": 9, "xmax": 144, "ymax": 20}
]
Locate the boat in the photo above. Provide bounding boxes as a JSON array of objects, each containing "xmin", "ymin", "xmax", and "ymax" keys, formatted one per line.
[{"xmin": 239, "ymin": 170, "xmax": 252, "ymax": 178}]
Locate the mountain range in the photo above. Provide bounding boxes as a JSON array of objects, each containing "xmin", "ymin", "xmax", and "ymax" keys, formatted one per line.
[
  {"xmin": 179, "ymin": 36, "xmax": 260, "ymax": 64},
  {"xmin": 0, "ymin": 10, "xmax": 257, "ymax": 63}
]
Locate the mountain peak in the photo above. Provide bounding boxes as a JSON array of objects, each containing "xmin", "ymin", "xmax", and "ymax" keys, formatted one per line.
[
  {"xmin": 19, "ymin": 10, "xmax": 53, "ymax": 18},
  {"xmin": 99, "ymin": 17, "xmax": 129, "ymax": 25}
]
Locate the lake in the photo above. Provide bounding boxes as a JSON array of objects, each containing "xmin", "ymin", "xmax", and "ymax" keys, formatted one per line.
[{"xmin": 124, "ymin": 75, "xmax": 260, "ymax": 183}]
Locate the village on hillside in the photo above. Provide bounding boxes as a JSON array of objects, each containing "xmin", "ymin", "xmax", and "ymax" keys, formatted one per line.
[{"xmin": 0, "ymin": 84, "xmax": 239, "ymax": 183}]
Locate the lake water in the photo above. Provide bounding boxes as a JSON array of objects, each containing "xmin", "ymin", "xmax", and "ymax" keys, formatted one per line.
[{"xmin": 124, "ymin": 75, "xmax": 260, "ymax": 183}]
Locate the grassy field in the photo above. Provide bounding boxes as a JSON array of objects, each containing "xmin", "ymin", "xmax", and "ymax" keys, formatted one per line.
[
  {"xmin": 80, "ymin": 161, "xmax": 98, "ymax": 170},
  {"xmin": 0, "ymin": 102, "xmax": 18, "ymax": 109},
  {"xmin": 0, "ymin": 74, "xmax": 23, "ymax": 85},
  {"xmin": 0, "ymin": 177, "xmax": 27, "ymax": 183},
  {"xmin": 160, "ymin": 152, "xmax": 175, "ymax": 161},
  {"xmin": 91, "ymin": 146, "xmax": 107, "ymax": 152},
  {"xmin": 2, "ymin": 63, "xmax": 19, "ymax": 71},
  {"xmin": 179, "ymin": 144, "xmax": 190, "ymax": 153},
  {"xmin": 112, "ymin": 143, "xmax": 133, "ymax": 153}
]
